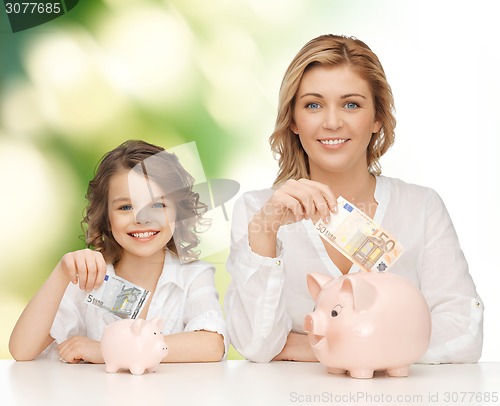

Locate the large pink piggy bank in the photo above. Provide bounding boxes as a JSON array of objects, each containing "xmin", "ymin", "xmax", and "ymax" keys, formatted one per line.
[
  {"xmin": 101, "ymin": 317, "xmax": 168, "ymax": 375},
  {"xmin": 304, "ymin": 272, "xmax": 431, "ymax": 379}
]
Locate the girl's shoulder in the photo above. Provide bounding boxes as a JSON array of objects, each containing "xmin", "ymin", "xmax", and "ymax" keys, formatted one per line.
[{"xmin": 159, "ymin": 253, "xmax": 215, "ymax": 287}]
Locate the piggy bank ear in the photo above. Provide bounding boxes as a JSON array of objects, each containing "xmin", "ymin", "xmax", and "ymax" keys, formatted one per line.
[
  {"xmin": 131, "ymin": 318, "xmax": 146, "ymax": 336},
  {"xmin": 307, "ymin": 273, "xmax": 334, "ymax": 300},
  {"xmin": 342, "ymin": 276, "xmax": 377, "ymax": 312},
  {"xmin": 150, "ymin": 317, "xmax": 164, "ymax": 331}
]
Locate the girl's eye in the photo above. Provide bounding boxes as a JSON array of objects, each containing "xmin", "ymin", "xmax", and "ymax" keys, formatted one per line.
[
  {"xmin": 306, "ymin": 102, "xmax": 321, "ymax": 110},
  {"xmin": 152, "ymin": 202, "xmax": 166, "ymax": 209},
  {"xmin": 344, "ymin": 101, "xmax": 359, "ymax": 110},
  {"xmin": 119, "ymin": 204, "xmax": 133, "ymax": 211}
]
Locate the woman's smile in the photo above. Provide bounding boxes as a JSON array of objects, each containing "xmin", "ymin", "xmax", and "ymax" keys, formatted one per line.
[{"xmin": 318, "ymin": 138, "xmax": 350, "ymax": 148}]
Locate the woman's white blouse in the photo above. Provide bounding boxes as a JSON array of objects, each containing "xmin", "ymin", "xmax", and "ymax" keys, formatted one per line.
[
  {"xmin": 224, "ymin": 176, "xmax": 483, "ymax": 363},
  {"xmin": 40, "ymin": 252, "xmax": 228, "ymax": 359}
]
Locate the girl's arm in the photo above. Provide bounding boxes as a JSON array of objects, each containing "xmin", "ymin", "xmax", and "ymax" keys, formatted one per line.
[
  {"xmin": 9, "ymin": 249, "xmax": 106, "ymax": 361},
  {"xmin": 9, "ymin": 267, "xmax": 69, "ymax": 361},
  {"xmin": 56, "ymin": 336, "xmax": 103, "ymax": 364},
  {"xmin": 162, "ymin": 331, "xmax": 224, "ymax": 363}
]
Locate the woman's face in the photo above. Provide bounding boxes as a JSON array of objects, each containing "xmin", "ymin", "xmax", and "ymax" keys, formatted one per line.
[{"xmin": 291, "ymin": 64, "xmax": 381, "ymax": 179}]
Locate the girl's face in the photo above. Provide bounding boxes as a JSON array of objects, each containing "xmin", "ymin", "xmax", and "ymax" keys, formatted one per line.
[
  {"xmin": 107, "ymin": 169, "xmax": 176, "ymax": 261},
  {"xmin": 291, "ymin": 64, "xmax": 381, "ymax": 179}
]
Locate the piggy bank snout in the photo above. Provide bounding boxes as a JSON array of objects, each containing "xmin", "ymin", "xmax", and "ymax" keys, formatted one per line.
[
  {"xmin": 304, "ymin": 313, "xmax": 327, "ymax": 346},
  {"xmin": 304, "ymin": 314, "xmax": 315, "ymax": 333},
  {"xmin": 156, "ymin": 341, "xmax": 168, "ymax": 354},
  {"xmin": 304, "ymin": 313, "xmax": 325, "ymax": 336},
  {"xmin": 150, "ymin": 332, "xmax": 168, "ymax": 354}
]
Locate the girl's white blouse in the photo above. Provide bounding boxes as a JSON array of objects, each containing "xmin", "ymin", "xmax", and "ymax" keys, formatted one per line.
[
  {"xmin": 224, "ymin": 176, "xmax": 483, "ymax": 363},
  {"xmin": 40, "ymin": 252, "xmax": 228, "ymax": 359}
]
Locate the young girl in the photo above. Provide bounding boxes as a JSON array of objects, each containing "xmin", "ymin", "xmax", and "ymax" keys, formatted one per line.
[
  {"xmin": 224, "ymin": 34, "xmax": 483, "ymax": 364},
  {"xmin": 10, "ymin": 140, "xmax": 227, "ymax": 363}
]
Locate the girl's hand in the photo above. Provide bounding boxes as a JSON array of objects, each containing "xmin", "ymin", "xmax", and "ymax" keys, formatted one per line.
[
  {"xmin": 57, "ymin": 249, "xmax": 107, "ymax": 293},
  {"xmin": 253, "ymin": 179, "xmax": 337, "ymax": 235},
  {"xmin": 57, "ymin": 336, "xmax": 104, "ymax": 364}
]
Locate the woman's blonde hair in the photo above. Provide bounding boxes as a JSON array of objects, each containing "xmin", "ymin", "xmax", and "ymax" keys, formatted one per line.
[
  {"xmin": 270, "ymin": 34, "xmax": 396, "ymax": 186},
  {"xmin": 82, "ymin": 140, "xmax": 207, "ymax": 264}
]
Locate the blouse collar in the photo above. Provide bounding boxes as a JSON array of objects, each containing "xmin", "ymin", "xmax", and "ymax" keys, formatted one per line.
[{"xmin": 304, "ymin": 175, "xmax": 392, "ymax": 277}]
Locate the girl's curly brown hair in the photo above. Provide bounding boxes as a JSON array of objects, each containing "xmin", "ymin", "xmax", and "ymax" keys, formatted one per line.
[{"xmin": 82, "ymin": 140, "xmax": 208, "ymax": 264}]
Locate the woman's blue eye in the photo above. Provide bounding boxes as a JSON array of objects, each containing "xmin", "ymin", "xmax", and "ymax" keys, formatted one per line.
[
  {"xmin": 152, "ymin": 202, "xmax": 166, "ymax": 209},
  {"xmin": 119, "ymin": 204, "xmax": 133, "ymax": 211},
  {"xmin": 306, "ymin": 102, "xmax": 321, "ymax": 110},
  {"xmin": 344, "ymin": 102, "xmax": 358, "ymax": 109}
]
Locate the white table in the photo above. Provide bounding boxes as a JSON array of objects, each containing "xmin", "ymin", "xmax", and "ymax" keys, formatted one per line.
[{"xmin": 1, "ymin": 360, "xmax": 499, "ymax": 406}]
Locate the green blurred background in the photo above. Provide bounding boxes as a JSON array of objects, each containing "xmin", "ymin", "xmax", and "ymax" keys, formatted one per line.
[{"xmin": 1, "ymin": 0, "xmax": 499, "ymax": 361}]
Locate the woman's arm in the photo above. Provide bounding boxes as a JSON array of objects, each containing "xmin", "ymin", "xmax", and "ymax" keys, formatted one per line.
[
  {"xmin": 418, "ymin": 190, "xmax": 483, "ymax": 363},
  {"xmin": 225, "ymin": 191, "xmax": 291, "ymax": 362},
  {"xmin": 225, "ymin": 182, "xmax": 336, "ymax": 362},
  {"xmin": 248, "ymin": 179, "xmax": 336, "ymax": 257},
  {"xmin": 273, "ymin": 332, "xmax": 318, "ymax": 362},
  {"xmin": 9, "ymin": 249, "xmax": 106, "ymax": 361}
]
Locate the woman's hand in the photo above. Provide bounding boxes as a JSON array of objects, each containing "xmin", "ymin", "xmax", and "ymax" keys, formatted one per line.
[
  {"xmin": 248, "ymin": 179, "xmax": 337, "ymax": 257},
  {"xmin": 273, "ymin": 332, "xmax": 318, "ymax": 362},
  {"xmin": 57, "ymin": 336, "xmax": 104, "ymax": 364},
  {"xmin": 57, "ymin": 249, "xmax": 107, "ymax": 293},
  {"xmin": 254, "ymin": 179, "xmax": 337, "ymax": 233}
]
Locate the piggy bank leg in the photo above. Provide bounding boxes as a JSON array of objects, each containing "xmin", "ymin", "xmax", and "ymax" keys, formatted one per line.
[
  {"xmin": 104, "ymin": 364, "xmax": 120, "ymax": 373},
  {"xmin": 349, "ymin": 369, "xmax": 374, "ymax": 379},
  {"xmin": 386, "ymin": 366, "xmax": 409, "ymax": 377},
  {"xmin": 146, "ymin": 366, "xmax": 158, "ymax": 373},
  {"xmin": 327, "ymin": 367, "xmax": 347, "ymax": 375},
  {"xmin": 129, "ymin": 365, "xmax": 146, "ymax": 375}
]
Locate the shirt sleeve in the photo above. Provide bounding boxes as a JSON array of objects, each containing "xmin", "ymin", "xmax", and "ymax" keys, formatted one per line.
[
  {"xmin": 37, "ymin": 283, "xmax": 87, "ymax": 360},
  {"xmin": 183, "ymin": 264, "xmax": 229, "ymax": 359},
  {"xmin": 224, "ymin": 192, "xmax": 292, "ymax": 362},
  {"xmin": 418, "ymin": 189, "xmax": 484, "ymax": 364}
]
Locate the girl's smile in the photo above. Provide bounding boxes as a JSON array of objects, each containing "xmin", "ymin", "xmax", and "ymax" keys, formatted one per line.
[{"xmin": 128, "ymin": 230, "xmax": 160, "ymax": 240}]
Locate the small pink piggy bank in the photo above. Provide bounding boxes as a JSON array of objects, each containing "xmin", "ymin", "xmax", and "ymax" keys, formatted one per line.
[
  {"xmin": 101, "ymin": 317, "xmax": 168, "ymax": 375},
  {"xmin": 304, "ymin": 272, "xmax": 431, "ymax": 379}
]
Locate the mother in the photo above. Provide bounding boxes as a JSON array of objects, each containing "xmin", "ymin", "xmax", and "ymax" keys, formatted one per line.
[{"xmin": 224, "ymin": 34, "xmax": 483, "ymax": 363}]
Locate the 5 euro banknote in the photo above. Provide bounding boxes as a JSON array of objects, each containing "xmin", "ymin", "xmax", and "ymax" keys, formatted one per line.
[
  {"xmin": 314, "ymin": 196, "xmax": 405, "ymax": 272},
  {"xmin": 84, "ymin": 274, "xmax": 150, "ymax": 320}
]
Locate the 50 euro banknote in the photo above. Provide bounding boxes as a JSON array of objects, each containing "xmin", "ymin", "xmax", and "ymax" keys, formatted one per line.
[{"xmin": 314, "ymin": 196, "xmax": 405, "ymax": 272}]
